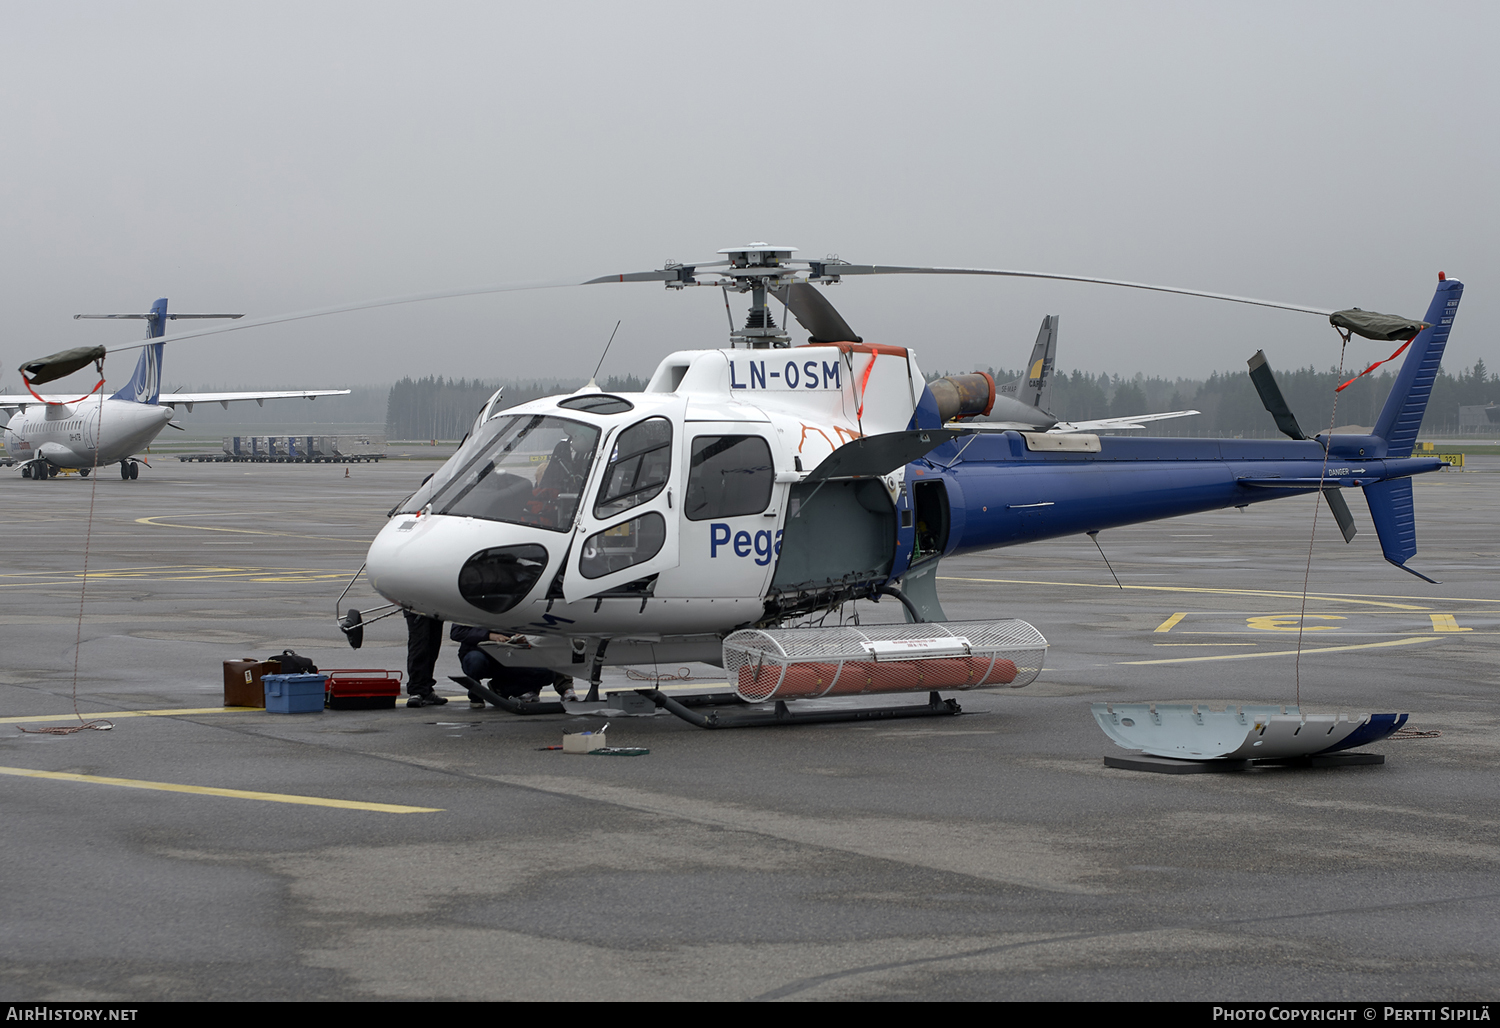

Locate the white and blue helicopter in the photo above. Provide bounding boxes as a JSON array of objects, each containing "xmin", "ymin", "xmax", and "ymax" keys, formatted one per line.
[
  {"xmin": 329, "ymin": 245, "xmax": 1458, "ymax": 730},
  {"xmin": 3, "ymin": 297, "xmax": 349, "ymax": 481}
]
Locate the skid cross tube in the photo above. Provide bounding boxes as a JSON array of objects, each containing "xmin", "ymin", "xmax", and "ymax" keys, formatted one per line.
[{"xmin": 641, "ymin": 688, "xmax": 960, "ymax": 729}]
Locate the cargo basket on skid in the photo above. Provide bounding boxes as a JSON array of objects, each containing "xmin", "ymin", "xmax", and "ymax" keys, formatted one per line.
[{"xmin": 723, "ymin": 620, "xmax": 1048, "ymax": 702}]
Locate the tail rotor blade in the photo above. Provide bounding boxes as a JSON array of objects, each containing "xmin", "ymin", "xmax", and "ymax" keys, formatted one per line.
[
  {"xmin": 1323, "ymin": 488, "xmax": 1357, "ymax": 543},
  {"xmin": 771, "ymin": 283, "xmax": 862, "ymax": 343},
  {"xmin": 1247, "ymin": 350, "xmax": 1308, "ymax": 441}
]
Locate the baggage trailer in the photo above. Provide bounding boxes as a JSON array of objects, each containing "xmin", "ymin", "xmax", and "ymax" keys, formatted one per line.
[{"xmin": 178, "ymin": 434, "xmax": 385, "ymax": 463}]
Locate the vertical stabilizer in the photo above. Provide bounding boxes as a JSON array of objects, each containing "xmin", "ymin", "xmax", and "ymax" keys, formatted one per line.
[
  {"xmin": 1373, "ymin": 278, "xmax": 1463, "ymax": 457},
  {"xmin": 997, "ymin": 315, "xmax": 1059, "ymax": 413},
  {"xmin": 1360, "ymin": 275, "xmax": 1462, "ymax": 583}
]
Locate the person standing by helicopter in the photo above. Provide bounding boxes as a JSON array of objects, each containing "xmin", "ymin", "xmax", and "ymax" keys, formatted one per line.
[{"xmin": 403, "ymin": 610, "xmax": 449, "ymax": 708}]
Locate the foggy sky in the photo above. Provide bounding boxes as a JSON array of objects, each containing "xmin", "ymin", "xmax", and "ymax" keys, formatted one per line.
[{"xmin": 3, "ymin": 2, "xmax": 1495, "ymax": 395}]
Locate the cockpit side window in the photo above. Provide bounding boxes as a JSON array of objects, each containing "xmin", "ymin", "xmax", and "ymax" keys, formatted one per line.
[
  {"xmin": 684, "ymin": 435, "xmax": 774, "ymax": 521},
  {"xmin": 594, "ymin": 417, "xmax": 672, "ymax": 519},
  {"xmin": 420, "ymin": 415, "xmax": 600, "ymax": 532}
]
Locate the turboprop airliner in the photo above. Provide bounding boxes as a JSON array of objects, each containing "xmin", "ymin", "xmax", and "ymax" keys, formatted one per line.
[{"xmin": 2, "ymin": 298, "xmax": 349, "ymax": 480}]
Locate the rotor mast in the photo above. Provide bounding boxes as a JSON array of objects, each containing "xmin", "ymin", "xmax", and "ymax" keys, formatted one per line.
[{"xmin": 718, "ymin": 244, "xmax": 797, "ymax": 349}]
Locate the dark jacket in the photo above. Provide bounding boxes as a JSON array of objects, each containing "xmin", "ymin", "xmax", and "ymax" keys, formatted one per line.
[{"xmin": 449, "ymin": 624, "xmax": 494, "ymax": 659}]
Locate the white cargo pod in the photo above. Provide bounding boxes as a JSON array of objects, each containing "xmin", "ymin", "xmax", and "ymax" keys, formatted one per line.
[
  {"xmin": 723, "ymin": 620, "xmax": 1047, "ymax": 702},
  {"xmin": 1091, "ymin": 703, "xmax": 1411, "ymax": 761}
]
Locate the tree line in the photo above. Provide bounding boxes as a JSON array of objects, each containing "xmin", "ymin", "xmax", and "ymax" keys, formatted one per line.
[
  {"xmin": 945, "ymin": 360, "xmax": 1498, "ymax": 437},
  {"xmin": 385, "ymin": 375, "xmax": 645, "ymax": 439},
  {"xmin": 382, "ymin": 361, "xmax": 1498, "ymax": 440}
]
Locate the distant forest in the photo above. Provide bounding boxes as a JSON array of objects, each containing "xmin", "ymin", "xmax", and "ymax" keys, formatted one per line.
[
  {"xmin": 945, "ymin": 359, "xmax": 1499, "ymax": 437},
  {"xmin": 385, "ymin": 375, "xmax": 645, "ymax": 439},
  {"xmin": 365, "ymin": 361, "xmax": 1500, "ymax": 440}
]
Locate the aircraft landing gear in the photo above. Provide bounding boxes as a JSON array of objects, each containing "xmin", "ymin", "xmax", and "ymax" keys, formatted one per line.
[
  {"xmin": 29, "ymin": 461, "xmax": 49, "ymax": 482},
  {"xmin": 642, "ymin": 688, "xmax": 963, "ymax": 729},
  {"xmin": 449, "ymin": 675, "xmax": 564, "ymax": 715},
  {"xmin": 120, "ymin": 461, "xmax": 138, "ymax": 480},
  {"xmin": 79, "ymin": 467, "xmax": 90, "ymax": 478}
]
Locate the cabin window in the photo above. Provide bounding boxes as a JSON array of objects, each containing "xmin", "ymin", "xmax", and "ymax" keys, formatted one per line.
[
  {"xmin": 594, "ymin": 417, "xmax": 672, "ymax": 519},
  {"xmin": 685, "ymin": 435, "xmax": 774, "ymax": 521},
  {"xmin": 579, "ymin": 512, "xmax": 666, "ymax": 579}
]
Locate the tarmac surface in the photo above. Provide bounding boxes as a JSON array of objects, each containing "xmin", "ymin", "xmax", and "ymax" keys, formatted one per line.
[{"xmin": 2, "ymin": 457, "xmax": 1498, "ymax": 1002}]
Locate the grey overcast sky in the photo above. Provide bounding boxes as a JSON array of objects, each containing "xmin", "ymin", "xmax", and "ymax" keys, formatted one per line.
[{"xmin": 3, "ymin": 2, "xmax": 1495, "ymax": 392}]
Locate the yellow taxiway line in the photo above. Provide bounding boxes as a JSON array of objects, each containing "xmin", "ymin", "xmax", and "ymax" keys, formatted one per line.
[
  {"xmin": 135, "ymin": 513, "xmax": 355, "ymax": 542},
  {"xmin": 0, "ymin": 765, "xmax": 442, "ymax": 813},
  {"xmin": 1118, "ymin": 635, "xmax": 1438, "ymax": 665},
  {"xmin": 940, "ymin": 576, "xmax": 1446, "ymax": 611},
  {"xmin": 0, "ymin": 706, "xmax": 263, "ymax": 725}
]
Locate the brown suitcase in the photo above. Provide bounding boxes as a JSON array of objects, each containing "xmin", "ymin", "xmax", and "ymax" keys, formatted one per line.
[{"xmin": 223, "ymin": 658, "xmax": 275, "ymax": 707}]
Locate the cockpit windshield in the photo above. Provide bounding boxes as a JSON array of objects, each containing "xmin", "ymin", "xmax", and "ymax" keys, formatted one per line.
[{"xmin": 394, "ymin": 414, "xmax": 600, "ymax": 532}]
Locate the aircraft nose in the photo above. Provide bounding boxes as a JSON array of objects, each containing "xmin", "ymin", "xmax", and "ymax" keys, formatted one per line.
[{"xmin": 366, "ymin": 514, "xmax": 553, "ymax": 623}]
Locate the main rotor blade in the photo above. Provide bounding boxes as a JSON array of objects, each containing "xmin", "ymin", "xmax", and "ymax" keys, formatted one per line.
[
  {"xmin": 101, "ymin": 278, "xmax": 583, "ymax": 355},
  {"xmin": 1323, "ymin": 488, "xmax": 1358, "ymax": 543},
  {"xmin": 824, "ymin": 265, "xmax": 1334, "ymax": 317},
  {"xmin": 1247, "ymin": 350, "xmax": 1308, "ymax": 441},
  {"xmin": 805, "ymin": 429, "xmax": 964, "ymax": 482},
  {"xmin": 582, "ymin": 261, "xmax": 731, "ymax": 285},
  {"xmin": 770, "ymin": 283, "xmax": 862, "ymax": 343}
]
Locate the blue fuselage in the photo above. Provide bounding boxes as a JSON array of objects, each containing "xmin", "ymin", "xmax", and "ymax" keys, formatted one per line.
[{"xmin": 898, "ymin": 432, "xmax": 1439, "ymax": 566}]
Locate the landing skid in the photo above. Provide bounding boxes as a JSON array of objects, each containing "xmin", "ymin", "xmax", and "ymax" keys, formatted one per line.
[
  {"xmin": 641, "ymin": 688, "xmax": 961, "ymax": 729},
  {"xmin": 449, "ymin": 675, "xmax": 564, "ymax": 715}
]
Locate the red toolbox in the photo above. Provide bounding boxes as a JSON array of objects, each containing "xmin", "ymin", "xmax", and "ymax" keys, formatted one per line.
[{"xmin": 323, "ymin": 669, "xmax": 402, "ymax": 710}]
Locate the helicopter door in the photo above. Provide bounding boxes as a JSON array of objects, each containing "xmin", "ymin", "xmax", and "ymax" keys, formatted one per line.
[
  {"xmin": 562, "ymin": 401, "xmax": 686, "ymax": 602},
  {"xmin": 675, "ymin": 424, "xmax": 781, "ymax": 600}
]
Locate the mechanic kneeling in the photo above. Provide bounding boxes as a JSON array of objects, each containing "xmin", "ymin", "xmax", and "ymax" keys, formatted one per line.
[{"xmin": 450, "ymin": 624, "xmax": 578, "ymax": 708}]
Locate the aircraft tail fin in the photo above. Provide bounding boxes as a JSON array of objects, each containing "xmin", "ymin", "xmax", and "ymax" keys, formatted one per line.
[
  {"xmin": 77, "ymin": 298, "xmax": 238, "ymax": 405},
  {"xmin": 1371, "ymin": 277, "xmax": 1463, "ymax": 458},
  {"xmin": 1357, "ymin": 275, "xmax": 1463, "ymax": 583},
  {"xmin": 998, "ymin": 315, "xmax": 1058, "ymax": 413},
  {"xmin": 109, "ymin": 342, "xmax": 165, "ymax": 404}
]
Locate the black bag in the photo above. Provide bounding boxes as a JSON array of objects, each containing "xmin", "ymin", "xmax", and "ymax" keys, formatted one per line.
[{"xmin": 273, "ymin": 649, "xmax": 319, "ymax": 674}]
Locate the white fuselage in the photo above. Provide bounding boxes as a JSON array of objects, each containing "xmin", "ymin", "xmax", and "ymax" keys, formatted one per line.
[
  {"xmin": 3, "ymin": 397, "xmax": 173, "ymax": 469},
  {"xmin": 364, "ymin": 345, "xmax": 925, "ymax": 656}
]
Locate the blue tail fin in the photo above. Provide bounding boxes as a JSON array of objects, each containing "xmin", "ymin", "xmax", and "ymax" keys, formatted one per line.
[
  {"xmin": 110, "ymin": 341, "xmax": 164, "ymax": 404},
  {"xmin": 1360, "ymin": 276, "xmax": 1462, "ymax": 582},
  {"xmin": 1373, "ymin": 277, "xmax": 1463, "ymax": 457},
  {"xmin": 108, "ymin": 299, "xmax": 167, "ymax": 404}
]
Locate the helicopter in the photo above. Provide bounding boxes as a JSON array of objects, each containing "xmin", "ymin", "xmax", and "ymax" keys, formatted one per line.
[{"xmin": 341, "ymin": 245, "xmax": 1460, "ymax": 727}]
